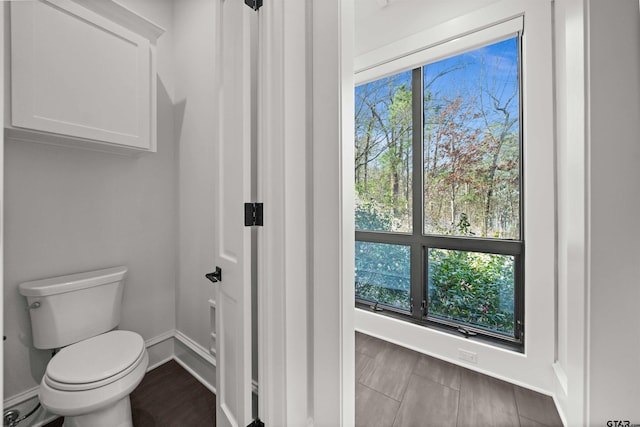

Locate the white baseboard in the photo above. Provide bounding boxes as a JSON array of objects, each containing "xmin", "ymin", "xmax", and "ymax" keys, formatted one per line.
[
  {"xmin": 552, "ymin": 362, "xmax": 569, "ymax": 427},
  {"xmin": 2, "ymin": 388, "xmax": 57, "ymax": 427},
  {"xmin": 552, "ymin": 361, "xmax": 568, "ymax": 396},
  {"xmin": 171, "ymin": 330, "xmax": 259, "ymax": 396},
  {"xmin": 146, "ymin": 329, "xmax": 175, "ymax": 348},
  {"xmin": 173, "ymin": 330, "xmax": 217, "ymax": 394},
  {"xmin": 3, "ymin": 385, "xmax": 40, "ymax": 412},
  {"xmin": 173, "ymin": 356, "xmax": 217, "ymax": 395},
  {"xmin": 174, "ymin": 330, "xmax": 217, "ymax": 367},
  {"xmin": 145, "ymin": 329, "xmax": 175, "ymax": 370}
]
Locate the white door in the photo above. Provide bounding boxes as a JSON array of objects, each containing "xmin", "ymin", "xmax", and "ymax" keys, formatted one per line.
[{"xmin": 214, "ymin": 0, "xmax": 256, "ymax": 426}]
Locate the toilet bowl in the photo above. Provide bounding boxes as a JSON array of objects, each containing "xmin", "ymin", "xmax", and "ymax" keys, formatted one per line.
[
  {"xmin": 39, "ymin": 331, "xmax": 149, "ymax": 427},
  {"xmin": 18, "ymin": 267, "xmax": 147, "ymax": 427}
]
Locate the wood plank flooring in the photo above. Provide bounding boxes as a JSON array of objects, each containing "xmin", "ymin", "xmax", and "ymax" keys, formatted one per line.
[
  {"xmin": 356, "ymin": 331, "xmax": 564, "ymax": 427},
  {"xmin": 44, "ymin": 359, "xmax": 216, "ymax": 427},
  {"xmin": 43, "ymin": 333, "xmax": 562, "ymax": 426}
]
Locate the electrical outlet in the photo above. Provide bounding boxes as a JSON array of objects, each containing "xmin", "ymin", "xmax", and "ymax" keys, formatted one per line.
[{"xmin": 458, "ymin": 348, "xmax": 478, "ymax": 364}]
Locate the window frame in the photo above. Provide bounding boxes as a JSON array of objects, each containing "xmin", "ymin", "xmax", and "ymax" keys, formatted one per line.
[{"xmin": 354, "ymin": 21, "xmax": 525, "ymax": 350}]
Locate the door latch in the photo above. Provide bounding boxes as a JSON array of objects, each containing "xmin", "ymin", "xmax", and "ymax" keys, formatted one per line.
[{"xmin": 205, "ymin": 267, "xmax": 222, "ymax": 283}]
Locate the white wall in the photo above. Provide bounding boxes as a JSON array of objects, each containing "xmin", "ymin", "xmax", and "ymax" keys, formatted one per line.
[
  {"xmin": 0, "ymin": 0, "xmax": 5, "ymax": 408},
  {"xmin": 173, "ymin": 0, "xmax": 217, "ymax": 353},
  {"xmin": 554, "ymin": 0, "xmax": 640, "ymax": 424},
  {"xmin": 553, "ymin": 0, "xmax": 588, "ymax": 423},
  {"xmin": 554, "ymin": 0, "xmax": 587, "ymax": 425},
  {"xmin": 2, "ymin": 0, "xmax": 177, "ymax": 401},
  {"xmin": 586, "ymin": 0, "xmax": 640, "ymax": 422}
]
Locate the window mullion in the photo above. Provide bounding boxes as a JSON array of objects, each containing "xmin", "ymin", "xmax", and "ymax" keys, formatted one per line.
[
  {"xmin": 516, "ymin": 32, "xmax": 525, "ymax": 344},
  {"xmin": 420, "ymin": 235, "xmax": 522, "ymax": 256},
  {"xmin": 410, "ymin": 242, "xmax": 423, "ymax": 318},
  {"xmin": 411, "ymin": 67, "xmax": 424, "ymax": 320}
]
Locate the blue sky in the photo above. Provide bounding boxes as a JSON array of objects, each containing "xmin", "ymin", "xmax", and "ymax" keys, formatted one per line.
[
  {"xmin": 355, "ymin": 36, "xmax": 520, "ymax": 128},
  {"xmin": 425, "ymin": 37, "xmax": 519, "ymax": 119}
]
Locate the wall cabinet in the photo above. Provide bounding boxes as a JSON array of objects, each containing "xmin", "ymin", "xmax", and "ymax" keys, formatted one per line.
[{"xmin": 7, "ymin": 0, "xmax": 164, "ymax": 155}]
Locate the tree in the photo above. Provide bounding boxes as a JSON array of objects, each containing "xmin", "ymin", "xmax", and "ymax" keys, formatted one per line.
[
  {"xmin": 476, "ymin": 49, "xmax": 520, "ymax": 238},
  {"xmin": 354, "ymin": 72, "xmax": 412, "ymax": 232},
  {"xmin": 425, "ymin": 97, "xmax": 486, "ymax": 231}
]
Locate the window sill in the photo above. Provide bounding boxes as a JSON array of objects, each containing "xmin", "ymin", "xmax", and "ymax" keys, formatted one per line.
[{"xmin": 354, "ymin": 301, "xmax": 524, "ymax": 353}]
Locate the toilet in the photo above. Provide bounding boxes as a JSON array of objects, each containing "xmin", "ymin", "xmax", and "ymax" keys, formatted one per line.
[{"xmin": 19, "ymin": 267, "xmax": 148, "ymax": 427}]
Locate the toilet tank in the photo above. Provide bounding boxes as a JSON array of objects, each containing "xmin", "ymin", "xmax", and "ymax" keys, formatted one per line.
[{"xmin": 19, "ymin": 267, "xmax": 127, "ymax": 349}]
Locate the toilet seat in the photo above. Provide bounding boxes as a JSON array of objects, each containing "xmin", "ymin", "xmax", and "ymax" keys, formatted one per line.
[
  {"xmin": 39, "ymin": 347, "xmax": 149, "ymax": 419},
  {"xmin": 44, "ymin": 330, "xmax": 145, "ymax": 392}
]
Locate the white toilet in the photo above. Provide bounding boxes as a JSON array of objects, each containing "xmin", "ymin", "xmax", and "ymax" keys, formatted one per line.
[{"xmin": 19, "ymin": 266, "xmax": 148, "ymax": 427}]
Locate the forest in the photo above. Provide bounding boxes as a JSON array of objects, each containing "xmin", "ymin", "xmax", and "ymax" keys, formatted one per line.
[{"xmin": 354, "ymin": 38, "xmax": 520, "ymax": 336}]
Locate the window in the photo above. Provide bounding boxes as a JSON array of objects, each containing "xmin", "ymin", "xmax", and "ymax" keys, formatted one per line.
[{"xmin": 354, "ymin": 33, "xmax": 524, "ymax": 348}]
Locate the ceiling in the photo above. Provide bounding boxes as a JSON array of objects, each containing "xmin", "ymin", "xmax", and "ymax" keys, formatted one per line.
[{"xmin": 354, "ymin": 0, "xmax": 501, "ymax": 56}]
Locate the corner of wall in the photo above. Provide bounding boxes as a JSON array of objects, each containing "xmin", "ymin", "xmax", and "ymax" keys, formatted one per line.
[{"xmin": 173, "ymin": 330, "xmax": 217, "ymax": 394}]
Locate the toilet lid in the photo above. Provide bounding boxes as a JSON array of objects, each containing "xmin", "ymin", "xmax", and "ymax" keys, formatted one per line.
[{"xmin": 45, "ymin": 330, "xmax": 144, "ymax": 390}]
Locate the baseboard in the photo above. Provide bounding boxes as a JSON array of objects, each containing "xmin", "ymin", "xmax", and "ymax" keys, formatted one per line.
[
  {"xmin": 146, "ymin": 329, "xmax": 176, "ymax": 348},
  {"xmin": 3, "ymin": 385, "xmax": 40, "ymax": 412},
  {"xmin": 173, "ymin": 330, "xmax": 217, "ymax": 394},
  {"xmin": 2, "ymin": 387, "xmax": 58, "ymax": 427},
  {"xmin": 552, "ymin": 393, "xmax": 568, "ymax": 427},
  {"xmin": 552, "ymin": 361, "xmax": 568, "ymax": 396},
  {"xmin": 145, "ymin": 329, "xmax": 175, "ymax": 370},
  {"xmin": 174, "ymin": 330, "xmax": 217, "ymax": 367},
  {"xmin": 552, "ymin": 362, "xmax": 569, "ymax": 427},
  {"xmin": 173, "ymin": 356, "xmax": 217, "ymax": 395}
]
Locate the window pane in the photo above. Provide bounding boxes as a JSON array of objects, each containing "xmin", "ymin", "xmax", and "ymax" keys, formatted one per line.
[
  {"xmin": 355, "ymin": 241, "xmax": 411, "ymax": 311},
  {"xmin": 355, "ymin": 71, "xmax": 413, "ymax": 233},
  {"xmin": 427, "ymin": 248, "xmax": 515, "ymax": 336},
  {"xmin": 423, "ymin": 37, "xmax": 520, "ymax": 239}
]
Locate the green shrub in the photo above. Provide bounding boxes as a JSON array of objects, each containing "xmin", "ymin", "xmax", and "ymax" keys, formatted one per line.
[{"xmin": 428, "ymin": 249, "xmax": 514, "ymax": 335}]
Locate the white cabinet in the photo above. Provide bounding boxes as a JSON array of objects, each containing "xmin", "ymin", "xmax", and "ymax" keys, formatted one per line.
[{"xmin": 7, "ymin": 0, "xmax": 164, "ymax": 154}]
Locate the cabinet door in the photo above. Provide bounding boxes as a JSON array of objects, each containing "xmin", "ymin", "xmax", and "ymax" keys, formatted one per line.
[{"xmin": 11, "ymin": 0, "xmax": 152, "ymax": 151}]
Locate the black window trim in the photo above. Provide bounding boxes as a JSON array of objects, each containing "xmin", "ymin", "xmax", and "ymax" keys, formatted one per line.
[{"xmin": 355, "ymin": 35, "xmax": 525, "ymax": 352}]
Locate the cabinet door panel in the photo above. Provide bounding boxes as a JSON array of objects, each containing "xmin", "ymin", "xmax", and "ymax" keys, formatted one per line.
[{"xmin": 11, "ymin": 0, "xmax": 151, "ymax": 150}]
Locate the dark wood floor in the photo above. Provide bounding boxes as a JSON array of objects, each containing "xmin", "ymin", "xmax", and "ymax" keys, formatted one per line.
[
  {"xmin": 44, "ymin": 359, "xmax": 216, "ymax": 427},
  {"xmin": 356, "ymin": 331, "xmax": 564, "ymax": 427},
  {"xmin": 44, "ymin": 334, "xmax": 563, "ymax": 426}
]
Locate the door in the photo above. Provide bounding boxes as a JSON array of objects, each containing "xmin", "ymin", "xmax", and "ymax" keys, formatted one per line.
[{"xmin": 214, "ymin": 0, "xmax": 256, "ymax": 426}]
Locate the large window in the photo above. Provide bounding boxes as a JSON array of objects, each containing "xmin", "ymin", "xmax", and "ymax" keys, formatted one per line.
[{"xmin": 354, "ymin": 34, "xmax": 524, "ymax": 347}]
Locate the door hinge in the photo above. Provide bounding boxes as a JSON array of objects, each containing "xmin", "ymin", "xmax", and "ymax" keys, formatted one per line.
[
  {"xmin": 244, "ymin": 202, "xmax": 264, "ymax": 227},
  {"xmin": 244, "ymin": 0, "xmax": 263, "ymax": 11},
  {"xmin": 247, "ymin": 418, "xmax": 265, "ymax": 427}
]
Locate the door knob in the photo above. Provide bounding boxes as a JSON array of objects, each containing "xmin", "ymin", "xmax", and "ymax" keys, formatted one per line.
[{"xmin": 205, "ymin": 267, "xmax": 222, "ymax": 283}]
